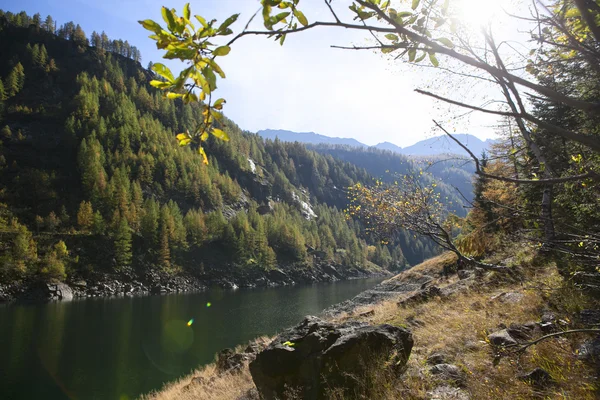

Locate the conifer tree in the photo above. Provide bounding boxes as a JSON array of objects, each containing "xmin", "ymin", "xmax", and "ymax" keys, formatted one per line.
[
  {"xmin": 43, "ymin": 15, "xmax": 54, "ymax": 33},
  {"xmin": 77, "ymin": 201, "xmax": 94, "ymax": 230},
  {"xmin": 114, "ymin": 218, "xmax": 132, "ymax": 271}
]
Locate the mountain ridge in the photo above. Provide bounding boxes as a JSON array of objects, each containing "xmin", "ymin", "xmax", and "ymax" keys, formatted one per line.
[{"xmin": 258, "ymin": 129, "xmax": 495, "ymax": 157}]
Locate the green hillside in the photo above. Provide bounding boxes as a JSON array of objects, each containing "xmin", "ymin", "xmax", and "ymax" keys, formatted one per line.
[{"xmin": 0, "ymin": 10, "xmax": 448, "ymax": 287}]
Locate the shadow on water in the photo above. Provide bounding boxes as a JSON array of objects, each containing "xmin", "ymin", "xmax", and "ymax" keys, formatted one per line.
[{"xmin": 0, "ymin": 277, "xmax": 384, "ymax": 400}]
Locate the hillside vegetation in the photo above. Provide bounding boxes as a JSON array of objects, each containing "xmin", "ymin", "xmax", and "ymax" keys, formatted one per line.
[{"xmin": 0, "ymin": 10, "xmax": 477, "ymax": 291}]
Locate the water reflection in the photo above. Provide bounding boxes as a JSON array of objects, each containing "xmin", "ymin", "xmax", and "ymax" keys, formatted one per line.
[{"xmin": 0, "ymin": 277, "xmax": 383, "ymax": 400}]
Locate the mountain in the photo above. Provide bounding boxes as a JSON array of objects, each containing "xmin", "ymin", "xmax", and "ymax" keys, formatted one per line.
[
  {"xmin": 381, "ymin": 134, "xmax": 496, "ymax": 157},
  {"xmin": 0, "ymin": 10, "xmax": 451, "ymax": 293},
  {"xmin": 258, "ymin": 129, "xmax": 494, "ymax": 157},
  {"xmin": 373, "ymin": 141, "xmax": 403, "ymax": 153},
  {"xmin": 258, "ymin": 129, "xmax": 367, "ymax": 148}
]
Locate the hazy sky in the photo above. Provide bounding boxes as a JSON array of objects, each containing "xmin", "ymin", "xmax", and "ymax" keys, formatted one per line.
[{"xmin": 0, "ymin": 0, "xmax": 522, "ymax": 147}]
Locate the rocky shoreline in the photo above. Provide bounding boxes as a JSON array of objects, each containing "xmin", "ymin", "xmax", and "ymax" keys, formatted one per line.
[{"xmin": 0, "ymin": 262, "xmax": 390, "ymax": 304}]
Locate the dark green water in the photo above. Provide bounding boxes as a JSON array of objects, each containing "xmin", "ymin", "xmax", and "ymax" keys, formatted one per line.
[{"xmin": 0, "ymin": 277, "xmax": 383, "ymax": 400}]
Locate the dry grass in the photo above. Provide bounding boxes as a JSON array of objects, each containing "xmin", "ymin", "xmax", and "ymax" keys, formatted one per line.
[
  {"xmin": 142, "ymin": 250, "xmax": 599, "ymax": 400},
  {"xmin": 140, "ymin": 363, "xmax": 254, "ymax": 400},
  {"xmin": 338, "ymin": 265, "xmax": 598, "ymax": 399},
  {"xmin": 140, "ymin": 337, "xmax": 271, "ymax": 400},
  {"xmin": 385, "ymin": 252, "xmax": 458, "ymax": 284}
]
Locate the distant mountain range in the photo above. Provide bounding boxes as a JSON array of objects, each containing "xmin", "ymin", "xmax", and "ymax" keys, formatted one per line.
[
  {"xmin": 257, "ymin": 129, "xmax": 496, "ymax": 157},
  {"xmin": 258, "ymin": 129, "xmax": 367, "ymax": 148}
]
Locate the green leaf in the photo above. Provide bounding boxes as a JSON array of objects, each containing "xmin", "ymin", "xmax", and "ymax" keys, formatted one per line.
[
  {"xmin": 139, "ymin": 19, "xmax": 162, "ymax": 34},
  {"xmin": 211, "ymin": 128, "xmax": 230, "ymax": 141},
  {"xmin": 195, "ymin": 15, "xmax": 208, "ymax": 27},
  {"xmin": 213, "ymin": 98, "xmax": 226, "ymax": 110},
  {"xmin": 411, "ymin": 0, "xmax": 420, "ymax": 10},
  {"xmin": 436, "ymin": 37, "xmax": 454, "ymax": 48},
  {"xmin": 203, "ymin": 67, "xmax": 217, "ymax": 91},
  {"xmin": 275, "ymin": 11, "xmax": 290, "ymax": 23},
  {"xmin": 408, "ymin": 48, "xmax": 416, "ymax": 62},
  {"xmin": 167, "ymin": 92, "xmax": 183, "ymax": 99},
  {"xmin": 279, "ymin": 33, "xmax": 286, "ymax": 45},
  {"xmin": 414, "ymin": 52, "xmax": 426, "ymax": 63},
  {"xmin": 428, "ymin": 52, "xmax": 439, "ymax": 67},
  {"xmin": 183, "ymin": 3, "xmax": 191, "ymax": 20},
  {"xmin": 152, "ymin": 63, "xmax": 175, "ymax": 82},
  {"xmin": 213, "ymin": 45, "xmax": 231, "ymax": 56},
  {"xmin": 385, "ymin": 33, "xmax": 399, "ymax": 41},
  {"xmin": 162, "ymin": 7, "xmax": 176, "ymax": 32},
  {"xmin": 294, "ymin": 9, "xmax": 308, "ymax": 26},
  {"xmin": 219, "ymin": 14, "xmax": 239, "ymax": 32}
]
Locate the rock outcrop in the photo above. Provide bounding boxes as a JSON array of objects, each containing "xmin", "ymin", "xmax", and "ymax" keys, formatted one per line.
[{"xmin": 249, "ymin": 316, "xmax": 413, "ymax": 399}]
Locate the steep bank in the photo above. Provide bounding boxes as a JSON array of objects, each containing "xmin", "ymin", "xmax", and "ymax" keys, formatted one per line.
[{"xmin": 143, "ymin": 249, "xmax": 600, "ymax": 400}]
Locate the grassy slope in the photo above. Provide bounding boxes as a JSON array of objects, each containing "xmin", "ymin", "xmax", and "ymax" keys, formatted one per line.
[{"xmin": 142, "ymin": 247, "xmax": 599, "ymax": 400}]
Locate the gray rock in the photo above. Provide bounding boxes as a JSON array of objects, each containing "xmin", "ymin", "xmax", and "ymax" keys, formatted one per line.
[
  {"xmin": 46, "ymin": 282, "xmax": 73, "ymax": 301},
  {"xmin": 427, "ymin": 352, "xmax": 451, "ymax": 365},
  {"xmin": 507, "ymin": 323, "xmax": 535, "ymax": 340},
  {"xmin": 249, "ymin": 316, "xmax": 413, "ymax": 400},
  {"xmin": 457, "ymin": 270, "xmax": 474, "ymax": 280},
  {"xmin": 488, "ymin": 329, "xmax": 518, "ymax": 347},
  {"xmin": 430, "ymin": 364, "xmax": 467, "ymax": 386},
  {"xmin": 578, "ymin": 336, "xmax": 600, "ymax": 364},
  {"xmin": 518, "ymin": 367, "xmax": 554, "ymax": 387},
  {"xmin": 490, "ymin": 292, "xmax": 524, "ymax": 303},
  {"xmin": 216, "ymin": 348, "xmax": 250, "ymax": 374},
  {"xmin": 427, "ymin": 385, "xmax": 470, "ymax": 399}
]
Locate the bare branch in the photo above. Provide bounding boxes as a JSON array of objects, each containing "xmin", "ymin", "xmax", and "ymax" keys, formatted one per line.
[{"xmin": 432, "ymin": 120, "xmax": 599, "ymax": 184}]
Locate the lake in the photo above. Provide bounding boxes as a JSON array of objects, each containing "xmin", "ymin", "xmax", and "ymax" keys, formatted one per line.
[{"xmin": 0, "ymin": 277, "xmax": 383, "ymax": 400}]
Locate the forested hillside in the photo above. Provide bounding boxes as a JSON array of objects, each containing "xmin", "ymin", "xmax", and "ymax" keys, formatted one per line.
[
  {"xmin": 0, "ymin": 10, "xmax": 447, "ymax": 288},
  {"xmin": 311, "ymin": 145, "xmax": 475, "ymax": 214}
]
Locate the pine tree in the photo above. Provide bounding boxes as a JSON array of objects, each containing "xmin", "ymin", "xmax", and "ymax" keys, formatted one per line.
[
  {"xmin": 114, "ymin": 218, "xmax": 132, "ymax": 271},
  {"xmin": 77, "ymin": 201, "xmax": 94, "ymax": 230},
  {"xmin": 6, "ymin": 63, "xmax": 25, "ymax": 97},
  {"xmin": 44, "ymin": 15, "xmax": 55, "ymax": 33},
  {"xmin": 32, "ymin": 13, "xmax": 41, "ymax": 27},
  {"xmin": 91, "ymin": 211, "xmax": 105, "ymax": 235}
]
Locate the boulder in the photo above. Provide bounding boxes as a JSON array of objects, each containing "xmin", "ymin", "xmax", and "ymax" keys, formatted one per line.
[
  {"xmin": 46, "ymin": 282, "xmax": 73, "ymax": 301},
  {"xmin": 487, "ymin": 329, "xmax": 518, "ymax": 347},
  {"xmin": 507, "ymin": 323, "xmax": 536, "ymax": 340},
  {"xmin": 430, "ymin": 364, "xmax": 467, "ymax": 386},
  {"xmin": 249, "ymin": 316, "xmax": 413, "ymax": 400}
]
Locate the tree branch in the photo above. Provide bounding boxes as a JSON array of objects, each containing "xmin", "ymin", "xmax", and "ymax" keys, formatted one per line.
[
  {"xmin": 432, "ymin": 120, "xmax": 599, "ymax": 184},
  {"xmin": 504, "ymin": 329, "xmax": 600, "ymax": 353}
]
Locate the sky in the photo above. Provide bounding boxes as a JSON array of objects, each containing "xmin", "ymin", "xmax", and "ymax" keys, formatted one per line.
[{"xmin": 0, "ymin": 0, "xmax": 526, "ymax": 147}]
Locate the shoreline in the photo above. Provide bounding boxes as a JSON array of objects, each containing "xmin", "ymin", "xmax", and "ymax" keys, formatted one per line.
[{"xmin": 0, "ymin": 262, "xmax": 392, "ymax": 305}]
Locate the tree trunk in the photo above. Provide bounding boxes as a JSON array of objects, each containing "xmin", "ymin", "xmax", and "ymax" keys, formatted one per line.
[{"xmin": 541, "ymin": 185, "xmax": 556, "ymax": 246}]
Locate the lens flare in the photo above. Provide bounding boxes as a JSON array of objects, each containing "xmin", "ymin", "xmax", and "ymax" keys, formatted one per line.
[
  {"xmin": 206, "ymin": 302, "xmax": 211, "ymax": 307},
  {"xmin": 187, "ymin": 318, "xmax": 194, "ymax": 327}
]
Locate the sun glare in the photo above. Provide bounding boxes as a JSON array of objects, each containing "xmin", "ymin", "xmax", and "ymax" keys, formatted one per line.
[{"xmin": 456, "ymin": 0, "xmax": 502, "ymax": 27}]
